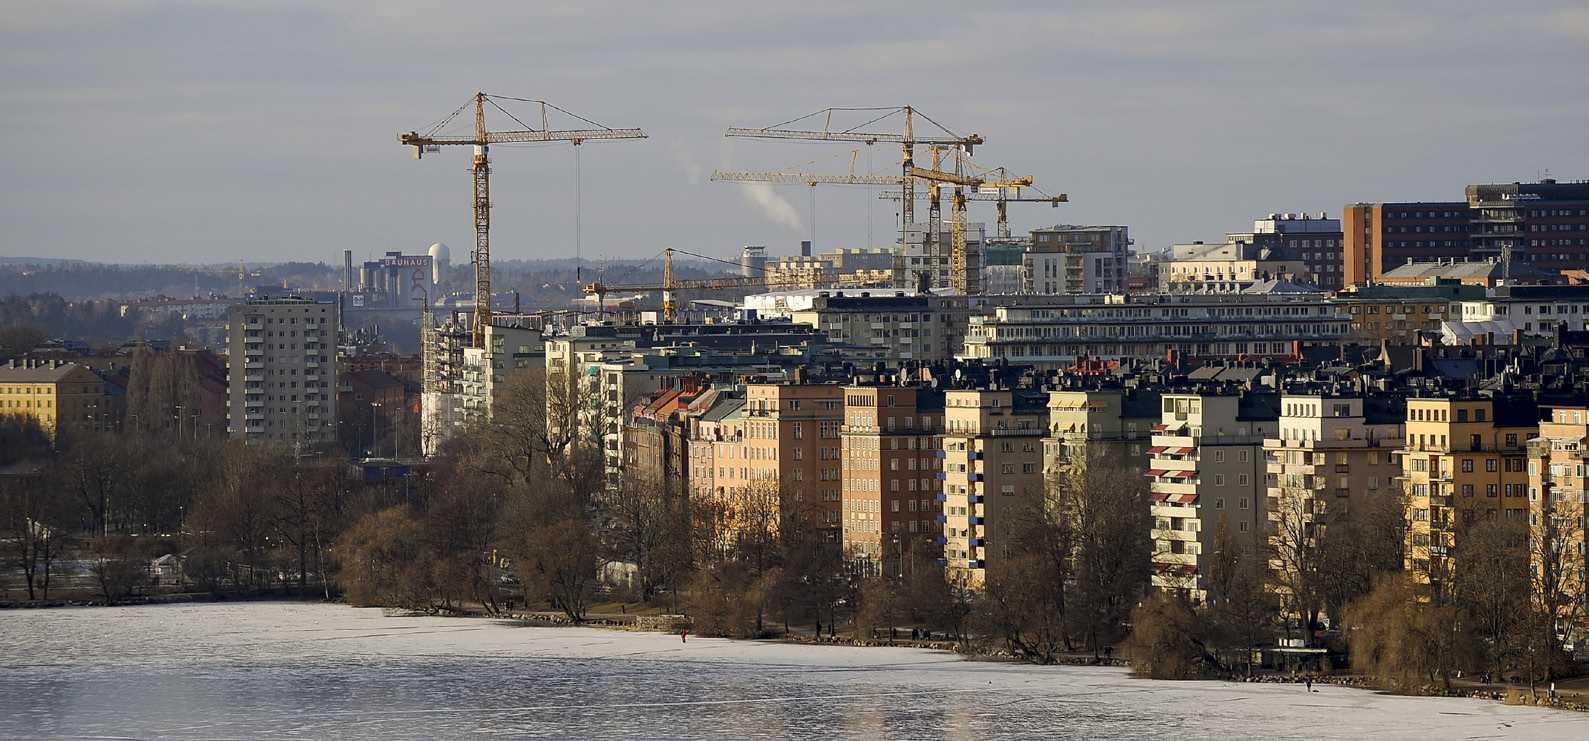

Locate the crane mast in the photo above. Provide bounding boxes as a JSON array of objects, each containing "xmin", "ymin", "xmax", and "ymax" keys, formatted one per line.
[{"xmin": 399, "ymin": 93, "xmax": 645, "ymax": 346}]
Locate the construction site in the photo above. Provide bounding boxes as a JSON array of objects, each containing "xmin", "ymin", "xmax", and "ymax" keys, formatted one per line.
[{"xmin": 396, "ymin": 95, "xmax": 1074, "ymax": 453}]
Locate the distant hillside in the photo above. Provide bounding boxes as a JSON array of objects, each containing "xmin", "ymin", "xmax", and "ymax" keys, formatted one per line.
[{"xmin": 0, "ymin": 256, "xmax": 92, "ymax": 267}]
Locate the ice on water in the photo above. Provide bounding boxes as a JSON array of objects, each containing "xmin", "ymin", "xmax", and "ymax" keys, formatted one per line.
[{"xmin": 0, "ymin": 603, "xmax": 1583, "ymax": 739}]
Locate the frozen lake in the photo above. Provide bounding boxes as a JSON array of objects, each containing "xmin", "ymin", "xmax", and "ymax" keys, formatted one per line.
[{"xmin": 0, "ymin": 602, "xmax": 1583, "ymax": 739}]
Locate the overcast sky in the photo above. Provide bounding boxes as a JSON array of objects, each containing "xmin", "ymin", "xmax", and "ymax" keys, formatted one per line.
[{"xmin": 3, "ymin": 1, "xmax": 1586, "ymax": 269}]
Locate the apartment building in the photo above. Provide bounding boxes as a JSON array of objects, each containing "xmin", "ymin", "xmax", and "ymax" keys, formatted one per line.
[
  {"xmin": 704, "ymin": 384, "xmax": 847, "ymax": 544},
  {"xmin": 939, "ymin": 388, "xmax": 1047, "ymax": 587},
  {"xmin": 226, "ymin": 296, "xmax": 339, "ymax": 446},
  {"xmin": 1044, "ymin": 387, "xmax": 1161, "ymax": 473},
  {"xmin": 1330, "ymin": 283, "xmax": 1480, "ymax": 344},
  {"xmin": 960, "ymin": 294, "xmax": 1350, "ymax": 369},
  {"xmin": 1149, "ymin": 392, "xmax": 1278, "ymax": 603},
  {"xmin": 1343, "ymin": 178, "xmax": 1589, "ymax": 285},
  {"xmin": 1524, "ymin": 407, "xmax": 1589, "ymax": 641},
  {"xmin": 789, "ymin": 291, "xmax": 975, "ymax": 363},
  {"xmin": 1024, "ymin": 225, "xmax": 1129, "ymax": 295},
  {"xmin": 839, "ymin": 386, "xmax": 944, "ymax": 575},
  {"xmin": 0, "ymin": 359, "xmax": 108, "ymax": 440},
  {"xmin": 1401, "ymin": 396, "xmax": 1537, "ymax": 591},
  {"xmin": 1263, "ymin": 392, "xmax": 1406, "ymax": 611}
]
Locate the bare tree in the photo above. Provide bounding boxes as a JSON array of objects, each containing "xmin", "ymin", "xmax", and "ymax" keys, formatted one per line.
[
  {"xmin": 1205, "ymin": 514, "xmax": 1277, "ymax": 676},
  {"xmin": 0, "ymin": 473, "xmax": 69, "ymax": 600},
  {"xmin": 514, "ymin": 517, "xmax": 603, "ymax": 621},
  {"xmin": 1531, "ymin": 488, "xmax": 1586, "ymax": 673},
  {"xmin": 1057, "ymin": 446, "xmax": 1152, "ymax": 654}
]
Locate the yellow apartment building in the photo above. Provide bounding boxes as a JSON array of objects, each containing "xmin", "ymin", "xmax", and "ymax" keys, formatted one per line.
[
  {"xmin": 1402, "ymin": 396, "xmax": 1536, "ymax": 591},
  {"xmin": 0, "ymin": 359, "xmax": 108, "ymax": 440}
]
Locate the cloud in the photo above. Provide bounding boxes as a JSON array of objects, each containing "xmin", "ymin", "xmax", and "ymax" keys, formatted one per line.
[
  {"xmin": 735, "ymin": 182, "xmax": 805, "ymax": 234},
  {"xmin": 671, "ymin": 139, "xmax": 703, "ymax": 184}
]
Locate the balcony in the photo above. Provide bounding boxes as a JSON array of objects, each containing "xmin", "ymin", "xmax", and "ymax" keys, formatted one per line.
[
  {"xmin": 936, "ymin": 515, "xmax": 948, "ymax": 523},
  {"xmin": 245, "ymin": 374, "xmax": 263, "ymax": 382},
  {"xmin": 935, "ymin": 493, "xmax": 948, "ymax": 501},
  {"xmin": 244, "ymin": 362, "xmax": 263, "ymax": 370}
]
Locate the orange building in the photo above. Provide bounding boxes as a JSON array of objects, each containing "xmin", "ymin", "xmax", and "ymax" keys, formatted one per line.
[{"xmin": 839, "ymin": 386, "xmax": 944, "ymax": 575}]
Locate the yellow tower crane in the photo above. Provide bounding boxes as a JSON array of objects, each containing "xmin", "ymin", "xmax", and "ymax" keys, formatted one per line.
[
  {"xmin": 722, "ymin": 108, "xmax": 982, "ymax": 286},
  {"xmin": 399, "ymin": 93, "xmax": 646, "ymax": 346},
  {"xmin": 713, "ymin": 150, "xmax": 1032, "ymax": 294},
  {"xmin": 582, "ymin": 248, "xmax": 887, "ymax": 323}
]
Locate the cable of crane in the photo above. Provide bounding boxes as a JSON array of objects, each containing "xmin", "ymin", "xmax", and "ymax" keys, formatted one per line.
[
  {"xmin": 581, "ymin": 143, "xmax": 587, "ymax": 286},
  {"xmin": 487, "ymin": 95, "xmax": 621, "ymax": 131}
]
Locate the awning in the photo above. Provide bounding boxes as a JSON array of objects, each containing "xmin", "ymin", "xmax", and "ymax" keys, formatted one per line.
[
  {"xmin": 1166, "ymin": 469, "xmax": 1196, "ymax": 478},
  {"xmin": 1176, "ymin": 493, "xmax": 1199, "ymax": 504},
  {"xmin": 1171, "ymin": 447, "xmax": 1194, "ymax": 455},
  {"xmin": 1177, "ymin": 564, "xmax": 1198, "ymax": 575},
  {"xmin": 1150, "ymin": 491, "xmax": 1171, "ymax": 501},
  {"xmin": 1146, "ymin": 446, "xmax": 1168, "ymax": 454},
  {"xmin": 1147, "ymin": 469, "xmax": 1169, "ymax": 477},
  {"xmin": 1151, "ymin": 424, "xmax": 1169, "ymax": 432}
]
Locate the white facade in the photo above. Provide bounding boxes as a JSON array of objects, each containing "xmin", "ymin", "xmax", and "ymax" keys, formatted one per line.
[{"xmin": 1024, "ymin": 225, "xmax": 1129, "ymax": 295}]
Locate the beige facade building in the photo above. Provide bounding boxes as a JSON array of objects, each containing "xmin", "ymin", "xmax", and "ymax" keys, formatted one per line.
[
  {"xmin": 1263, "ymin": 392, "xmax": 1405, "ymax": 613},
  {"xmin": 1524, "ymin": 407, "xmax": 1589, "ymax": 643},
  {"xmin": 939, "ymin": 388, "xmax": 1047, "ymax": 587},
  {"xmin": 1044, "ymin": 388, "xmax": 1161, "ymax": 474},
  {"xmin": 707, "ymin": 384, "xmax": 846, "ymax": 544}
]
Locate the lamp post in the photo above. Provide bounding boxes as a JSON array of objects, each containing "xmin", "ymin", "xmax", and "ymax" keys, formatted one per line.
[{"xmin": 174, "ymin": 404, "xmax": 184, "ymax": 440}]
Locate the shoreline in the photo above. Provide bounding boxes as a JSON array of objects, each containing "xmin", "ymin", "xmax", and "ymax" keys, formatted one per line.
[{"xmin": 7, "ymin": 595, "xmax": 1587, "ymax": 713}]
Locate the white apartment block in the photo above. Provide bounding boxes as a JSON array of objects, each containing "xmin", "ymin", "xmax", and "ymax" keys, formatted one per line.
[{"xmin": 1025, "ymin": 225, "xmax": 1129, "ymax": 295}]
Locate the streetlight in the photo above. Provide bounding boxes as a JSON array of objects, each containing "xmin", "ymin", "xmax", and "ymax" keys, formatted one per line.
[{"xmin": 174, "ymin": 404, "xmax": 184, "ymax": 440}]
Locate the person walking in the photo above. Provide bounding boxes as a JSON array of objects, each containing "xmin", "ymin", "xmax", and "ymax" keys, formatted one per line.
[{"xmin": 681, "ymin": 629, "xmax": 687, "ymax": 644}]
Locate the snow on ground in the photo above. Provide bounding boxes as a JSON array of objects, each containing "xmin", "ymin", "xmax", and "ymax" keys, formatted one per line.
[{"xmin": 1, "ymin": 602, "xmax": 1584, "ymax": 740}]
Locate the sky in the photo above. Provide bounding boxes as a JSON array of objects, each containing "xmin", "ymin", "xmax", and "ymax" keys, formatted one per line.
[{"xmin": 2, "ymin": 1, "xmax": 1587, "ymax": 269}]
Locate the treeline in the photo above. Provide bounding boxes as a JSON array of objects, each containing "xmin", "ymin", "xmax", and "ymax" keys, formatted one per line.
[
  {"xmin": 0, "ymin": 262, "xmax": 340, "ymax": 301},
  {"xmin": 0, "ymin": 293, "xmax": 187, "ymax": 350},
  {"xmin": 0, "ymin": 419, "xmax": 357, "ymax": 604}
]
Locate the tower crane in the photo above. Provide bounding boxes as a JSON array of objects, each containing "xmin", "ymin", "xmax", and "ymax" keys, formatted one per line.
[
  {"xmin": 711, "ymin": 150, "xmax": 1012, "ymax": 291},
  {"xmin": 722, "ymin": 107, "xmax": 981, "ymax": 282},
  {"xmin": 582, "ymin": 248, "xmax": 888, "ymax": 323},
  {"xmin": 398, "ymin": 93, "xmax": 646, "ymax": 346},
  {"xmin": 877, "ymin": 185, "xmax": 1068, "ymax": 240}
]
